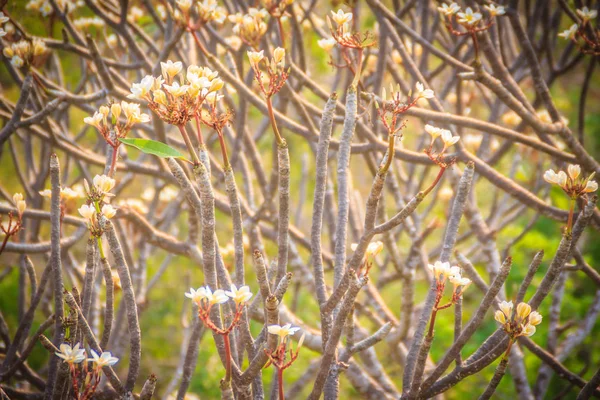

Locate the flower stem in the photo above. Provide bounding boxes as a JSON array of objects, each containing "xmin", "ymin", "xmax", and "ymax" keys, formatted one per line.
[
  {"xmin": 108, "ymin": 145, "xmax": 119, "ymax": 177},
  {"xmin": 351, "ymin": 48, "xmax": 364, "ymax": 88},
  {"xmin": 427, "ymin": 290, "xmax": 444, "ymax": 338},
  {"xmin": 92, "ymin": 201, "xmax": 106, "ymax": 259},
  {"xmin": 380, "ymin": 132, "xmax": 396, "ymax": 174},
  {"xmin": 567, "ymin": 198, "xmax": 576, "ymax": 234},
  {"xmin": 502, "ymin": 338, "xmax": 514, "ymax": 361},
  {"xmin": 223, "ymin": 333, "xmax": 232, "ymax": 382},
  {"xmin": 178, "ymin": 124, "xmax": 201, "ymax": 165},
  {"xmin": 266, "ymin": 96, "xmax": 284, "ymax": 146},
  {"xmin": 216, "ymin": 131, "xmax": 230, "ymax": 169},
  {"xmin": 0, "ymin": 233, "xmax": 11, "ymax": 256},
  {"xmin": 424, "ymin": 166, "xmax": 447, "ymax": 196},
  {"xmin": 278, "ymin": 367, "xmax": 285, "ymax": 400}
]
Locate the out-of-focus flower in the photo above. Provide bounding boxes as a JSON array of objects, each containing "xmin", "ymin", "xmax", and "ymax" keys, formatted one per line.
[
  {"xmin": 415, "ymin": 82, "xmax": 434, "ymax": 99},
  {"xmin": 78, "ymin": 204, "xmax": 96, "ymax": 221},
  {"xmin": 268, "ymin": 324, "xmax": 300, "ymax": 340},
  {"xmin": 425, "ymin": 124, "xmax": 443, "ymax": 139},
  {"xmin": 101, "ymin": 204, "xmax": 117, "ymax": 219},
  {"xmin": 247, "ymin": 50, "xmax": 265, "ymax": 68},
  {"xmin": 330, "ymin": 9, "xmax": 352, "ymax": 25},
  {"xmin": 93, "ymin": 175, "xmax": 116, "ymax": 195},
  {"xmin": 56, "ymin": 343, "xmax": 86, "ymax": 364},
  {"xmin": 161, "ymin": 60, "xmax": 183, "ymax": 81},
  {"xmin": 350, "ymin": 241, "xmax": 384, "ymax": 258},
  {"xmin": 558, "ymin": 24, "xmax": 578, "ymax": 40},
  {"xmin": 484, "ymin": 4, "xmax": 505, "ymax": 17},
  {"xmin": 577, "ymin": 7, "xmax": 597, "ymax": 23},
  {"xmin": 229, "ymin": 8, "xmax": 268, "ymax": 47},
  {"xmin": 457, "ymin": 7, "xmax": 482, "ymax": 26},
  {"xmin": 88, "ymin": 350, "xmax": 119, "ymax": 368},
  {"xmin": 185, "ymin": 287, "xmax": 208, "ymax": 304},
  {"xmin": 13, "ymin": 193, "xmax": 26, "ymax": 216},
  {"xmin": 0, "ymin": 12, "xmax": 8, "ymax": 23},
  {"xmin": 437, "ymin": 3, "xmax": 460, "ymax": 16},
  {"xmin": 318, "ymin": 38, "xmax": 337, "ymax": 52},
  {"xmin": 428, "ymin": 261, "xmax": 459, "ymax": 283},
  {"xmin": 440, "ymin": 129, "xmax": 460, "ymax": 149},
  {"xmin": 543, "ymin": 169, "xmax": 568, "ymax": 187},
  {"xmin": 224, "ymin": 284, "xmax": 253, "ymax": 305}
]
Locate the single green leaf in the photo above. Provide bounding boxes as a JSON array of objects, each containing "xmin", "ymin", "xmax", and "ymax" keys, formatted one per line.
[{"xmin": 118, "ymin": 138, "xmax": 185, "ymax": 159}]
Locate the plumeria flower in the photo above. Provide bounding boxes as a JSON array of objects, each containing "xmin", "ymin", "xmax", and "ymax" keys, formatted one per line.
[
  {"xmin": 318, "ymin": 38, "xmax": 337, "ymax": 52},
  {"xmin": 176, "ymin": 0, "xmax": 192, "ymax": 13},
  {"xmin": 350, "ymin": 241, "xmax": 384, "ymax": 258},
  {"xmin": 427, "ymin": 261, "xmax": 459, "ymax": 283},
  {"xmin": 528, "ymin": 311, "xmax": 543, "ymax": 326},
  {"xmin": 425, "ymin": 124, "xmax": 443, "ymax": 139},
  {"xmin": 205, "ymin": 287, "xmax": 229, "ymax": 305},
  {"xmin": 0, "ymin": 12, "xmax": 8, "ymax": 24},
  {"xmin": 88, "ymin": 350, "xmax": 119, "ymax": 368},
  {"xmin": 0, "ymin": 28, "xmax": 6, "ymax": 38},
  {"xmin": 522, "ymin": 323, "xmax": 536, "ymax": 337},
  {"xmin": 585, "ymin": 180, "xmax": 599, "ymax": 192},
  {"xmin": 558, "ymin": 24, "xmax": 578, "ymax": 40},
  {"xmin": 247, "ymin": 50, "xmax": 264, "ymax": 68},
  {"xmin": 440, "ymin": 129, "xmax": 460, "ymax": 149},
  {"xmin": 101, "ymin": 204, "xmax": 117, "ymax": 219},
  {"xmin": 484, "ymin": 4, "xmax": 505, "ymax": 17},
  {"xmin": 93, "ymin": 174, "xmax": 116, "ymax": 195},
  {"xmin": 330, "ymin": 9, "xmax": 352, "ymax": 25},
  {"xmin": 415, "ymin": 82, "xmax": 434, "ymax": 99},
  {"xmin": 163, "ymin": 81, "xmax": 189, "ymax": 97},
  {"xmin": 161, "ymin": 60, "xmax": 183, "ymax": 80},
  {"xmin": 438, "ymin": 3, "xmax": 460, "ymax": 16},
  {"xmin": 185, "ymin": 287, "xmax": 208, "ymax": 304},
  {"xmin": 577, "ymin": 7, "xmax": 598, "ymax": 23},
  {"xmin": 543, "ymin": 169, "xmax": 567, "ymax": 187},
  {"xmin": 78, "ymin": 204, "xmax": 96, "ymax": 221},
  {"xmin": 568, "ymin": 164, "xmax": 581, "ymax": 180},
  {"xmin": 449, "ymin": 273, "xmax": 471, "ymax": 289},
  {"xmin": 515, "ymin": 302, "xmax": 531, "ymax": 321},
  {"xmin": 456, "ymin": 7, "xmax": 482, "ymax": 26},
  {"xmin": 128, "ymin": 75, "xmax": 155, "ymax": 99},
  {"xmin": 13, "ymin": 193, "xmax": 26, "ymax": 216},
  {"xmin": 224, "ymin": 284, "xmax": 253, "ymax": 305},
  {"xmin": 84, "ymin": 112, "xmax": 104, "ymax": 129},
  {"xmin": 273, "ymin": 47, "xmax": 285, "ymax": 65},
  {"xmin": 56, "ymin": 343, "xmax": 86, "ymax": 364},
  {"xmin": 267, "ymin": 323, "xmax": 301, "ymax": 341}
]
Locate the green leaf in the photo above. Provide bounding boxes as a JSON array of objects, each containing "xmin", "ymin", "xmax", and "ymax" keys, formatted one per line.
[{"xmin": 118, "ymin": 138, "xmax": 185, "ymax": 159}]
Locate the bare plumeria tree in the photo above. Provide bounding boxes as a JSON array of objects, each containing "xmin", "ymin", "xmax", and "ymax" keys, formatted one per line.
[{"xmin": 0, "ymin": 0, "xmax": 599, "ymax": 399}]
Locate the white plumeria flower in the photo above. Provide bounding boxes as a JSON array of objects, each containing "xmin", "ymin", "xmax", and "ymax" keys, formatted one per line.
[
  {"xmin": 205, "ymin": 287, "xmax": 229, "ymax": 305},
  {"xmin": 224, "ymin": 284, "xmax": 253, "ymax": 305},
  {"xmin": 515, "ymin": 302, "xmax": 531, "ymax": 321},
  {"xmin": 128, "ymin": 75, "xmax": 155, "ymax": 99},
  {"xmin": 176, "ymin": 0, "xmax": 192, "ymax": 12},
  {"xmin": 78, "ymin": 204, "xmax": 96, "ymax": 221},
  {"xmin": 160, "ymin": 60, "xmax": 183, "ymax": 80},
  {"xmin": 438, "ymin": 3, "xmax": 460, "ymax": 16},
  {"xmin": 425, "ymin": 124, "xmax": 443, "ymax": 139},
  {"xmin": 88, "ymin": 350, "xmax": 119, "ymax": 368},
  {"xmin": 56, "ymin": 343, "xmax": 86, "ymax": 364},
  {"xmin": 484, "ymin": 4, "xmax": 505, "ymax": 17},
  {"xmin": 101, "ymin": 204, "xmax": 117, "ymax": 219},
  {"xmin": 415, "ymin": 82, "xmax": 434, "ymax": 99},
  {"xmin": 0, "ymin": 12, "xmax": 8, "ymax": 24},
  {"xmin": 121, "ymin": 101, "xmax": 150, "ymax": 123},
  {"xmin": 0, "ymin": 28, "xmax": 6, "ymax": 38},
  {"xmin": 273, "ymin": 47, "xmax": 285, "ymax": 64},
  {"xmin": 440, "ymin": 129, "xmax": 460, "ymax": 148},
  {"xmin": 558, "ymin": 24, "xmax": 578, "ymax": 40},
  {"xmin": 267, "ymin": 324, "xmax": 301, "ymax": 341},
  {"xmin": 427, "ymin": 261, "xmax": 459, "ymax": 283},
  {"xmin": 543, "ymin": 169, "xmax": 568, "ymax": 187},
  {"xmin": 585, "ymin": 180, "xmax": 598, "ymax": 193},
  {"xmin": 330, "ymin": 9, "xmax": 352, "ymax": 25},
  {"xmin": 522, "ymin": 323, "xmax": 536, "ymax": 337},
  {"xmin": 185, "ymin": 287, "xmax": 208, "ymax": 304},
  {"xmin": 247, "ymin": 50, "xmax": 264, "ymax": 68},
  {"xmin": 13, "ymin": 193, "xmax": 26, "ymax": 216},
  {"xmin": 567, "ymin": 164, "xmax": 581, "ymax": 180},
  {"xmin": 84, "ymin": 111, "xmax": 104, "ymax": 129},
  {"xmin": 449, "ymin": 273, "xmax": 471, "ymax": 288},
  {"xmin": 457, "ymin": 7, "xmax": 482, "ymax": 26},
  {"xmin": 93, "ymin": 174, "xmax": 116, "ymax": 194},
  {"xmin": 318, "ymin": 38, "xmax": 337, "ymax": 52},
  {"xmin": 528, "ymin": 311, "xmax": 543, "ymax": 326},
  {"xmin": 164, "ymin": 81, "xmax": 190, "ymax": 97},
  {"xmin": 498, "ymin": 300, "xmax": 513, "ymax": 320},
  {"xmin": 577, "ymin": 7, "xmax": 598, "ymax": 22},
  {"xmin": 350, "ymin": 241, "xmax": 384, "ymax": 258}
]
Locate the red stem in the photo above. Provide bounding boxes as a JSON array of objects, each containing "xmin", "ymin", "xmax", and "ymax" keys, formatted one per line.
[
  {"xmin": 424, "ymin": 166, "xmax": 447, "ymax": 196},
  {"xmin": 108, "ymin": 144, "xmax": 119, "ymax": 177},
  {"xmin": 0, "ymin": 234, "xmax": 11, "ymax": 256},
  {"xmin": 278, "ymin": 367, "xmax": 285, "ymax": 400},
  {"xmin": 223, "ymin": 333, "xmax": 232, "ymax": 382}
]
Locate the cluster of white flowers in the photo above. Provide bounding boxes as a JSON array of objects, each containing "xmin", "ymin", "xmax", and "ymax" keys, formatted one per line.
[
  {"xmin": 0, "ymin": 12, "xmax": 8, "ymax": 38},
  {"xmin": 2, "ymin": 38, "xmax": 48, "ymax": 69},
  {"xmin": 56, "ymin": 343, "xmax": 119, "ymax": 368},
  {"xmin": 39, "ymin": 187, "xmax": 81, "ymax": 201},
  {"xmin": 427, "ymin": 261, "xmax": 472, "ymax": 296},
  {"xmin": 267, "ymin": 323, "xmax": 301, "ymax": 341},
  {"xmin": 25, "ymin": 0, "xmax": 82, "ymax": 17},
  {"xmin": 228, "ymin": 8, "xmax": 269, "ymax": 47},
  {"xmin": 248, "ymin": 47, "xmax": 286, "ymax": 72},
  {"xmin": 438, "ymin": 3, "xmax": 505, "ymax": 24},
  {"xmin": 128, "ymin": 61, "xmax": 224, "ymax": 126},
  {"xmin": 494, "ymin": 301, "xmax": 542, "ymax": 338},
  {"xmin": 557, "ymin": 7, "xmax": 597, "ymax": 40},
  {"xmin": 424, "ymin": 124, "xmax": 460, "ymax": 151},
  {"xmin": 72, "ymin": 16, "xmax": 106, "ymax": 30},
  {"xmin": 84, "ymin": 101, "xmax": 150, "ymax": 140},
  {"xmin": 185, "ymin": 284, "xmax": 253, "ymax": 307},
  {"xmin": 544, "ymin": 164, "xmax": 597, "ymax": 197},
  {"xmin": 175, "ymin": 0, "xmax": 227, "ymax": 24}
]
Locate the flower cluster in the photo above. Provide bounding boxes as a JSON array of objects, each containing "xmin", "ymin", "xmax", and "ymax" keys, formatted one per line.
[
  {"xmin": 55, "ymin": 343, "xmax": 118, "ymax": 400},
  {"xmin": 350, "ymin": 241, "xmax": 383, "ymax": 277},
  {"xmin": 326, "ymin": 9, "xmax": 375, "ymax": 51},
  {"xmin": 248, "ymin": 48, "xmax": 289, "ymax": 98},
  {"xmin": 558, "ymin": 7, "xmax": 600, "ymax": 55},
  {"xmin": 377, "ymin": 82, "xmax": 434, "ymax": 139},
  {"xmin": 228, "ymin": 8, "xmax": 269, "ymax": 48},
  {"xmin": 25, "ymin": 0, "xmax": 82, "ymax": 17},
  {"xmin": 428, "ymin": 261, "xmax": 472, "ymax": 300},
  {"xmin": 544, "ymin": 164, "xmax": 597, "ymax": 199},
  {"xmin": 72, "ymin": 17, "xmax": 106, "ymax": 31},
  {"xmin": 2, "ymin": 38, "xmax": 49, "ymax": 69},
  {"xmin": 494, "ymin": 301, "xmax": 542, "ymax": 338},
  {"xmin": 261, "ymin": 0, "xmax": 294, "ymax": 18},
  {"xmin": 185, "ymin": 284, "xmax": 253, "ymax": 332},
  {"xmin": 77, "ymin": 175, "xmax": 116, "ymax": 236},
  {"xmin": 177, "ymin": 0, "xmax": 227, "ymax": 25},
  {"xmin": 84, "ymin": 101, "xmax": 150, "ymax": 146},
  {"xmin": 423, "ymin": 123, "xmax": 460, "ymax": 167},
  {"xmin": 128, "ymin": 61, "xmax": 225, "ymax": 127}
]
